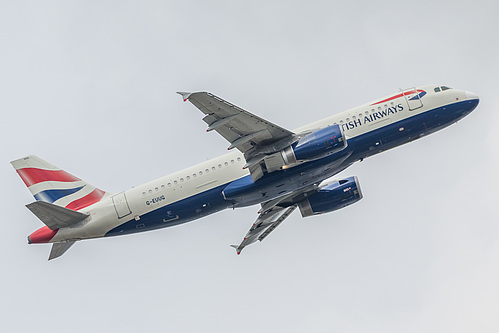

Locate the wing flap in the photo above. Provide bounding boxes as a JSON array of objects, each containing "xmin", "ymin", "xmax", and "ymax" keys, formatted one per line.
[
  {"xmin": 258, "ymin": 205, "xmax": 297, "ymax": 242},
  {"xmin": 231, "ymin": 205, "xmax": 297, "ymax": 255},
  {"xmin": 26, "ymin": 201, "xmax": 89, "ymax": 230}
]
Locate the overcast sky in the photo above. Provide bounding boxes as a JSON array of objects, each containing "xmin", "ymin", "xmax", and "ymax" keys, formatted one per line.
[{"xmin": 1, "ymin": 1, "xmax": 498, "ymax": 332}]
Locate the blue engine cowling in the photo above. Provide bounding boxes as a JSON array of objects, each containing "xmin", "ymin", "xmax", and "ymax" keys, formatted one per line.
[
  {"xmin": 281, "ymin": 124, "xmax": 347, "ymax": 166},
  {"xmin": 298, "ymin": 176, "xmax": 363, "ymax": 217}
]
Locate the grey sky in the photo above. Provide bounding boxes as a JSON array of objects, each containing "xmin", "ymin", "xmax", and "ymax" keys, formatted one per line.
[{"xmin": 1, "ymin": 1, "xmax": 498, "ymax": 332}]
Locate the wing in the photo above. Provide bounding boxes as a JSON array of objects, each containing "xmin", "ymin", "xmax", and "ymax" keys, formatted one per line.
[
  {"xmin": 231, "ymin": 205, "xmax": 297, "ymax": 255},
  {"xmin": 230, "ymin": 184, "xmax": 321, "ymax": 255},
  {"xmin": 178, "ymin": 92, "xmax": 299, "ymax": 181}
]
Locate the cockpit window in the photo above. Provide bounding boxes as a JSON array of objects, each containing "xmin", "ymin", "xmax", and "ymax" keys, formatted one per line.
[
  {"xmin": 434, "ymin": 87, "xmax": 441, "ymax": 92},
  {"xmin": 441, "ymin": 86, "xmax": 451, "ymax": 91}
]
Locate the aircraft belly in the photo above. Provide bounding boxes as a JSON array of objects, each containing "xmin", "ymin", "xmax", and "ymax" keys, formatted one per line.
[{"xmin": 104, "ymin": 183, "xmax": 232, "ymax": 237}]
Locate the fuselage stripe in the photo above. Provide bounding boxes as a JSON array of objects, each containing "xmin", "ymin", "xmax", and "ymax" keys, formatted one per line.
[{"xmin": 370, "ymin": 89, "xmax": 424, "ymax": 106}]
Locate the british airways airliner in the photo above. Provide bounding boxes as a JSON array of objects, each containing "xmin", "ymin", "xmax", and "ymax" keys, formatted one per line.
[{"xmin": 12, "ymin": 85, "xmax": 479, "ymax": 260}]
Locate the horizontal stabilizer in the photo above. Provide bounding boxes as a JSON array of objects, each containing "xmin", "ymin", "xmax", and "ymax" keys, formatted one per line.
[
  {"xmin": 49, "ymin": 241, "xmax": 76, "ymax": 260},
  {"xmin": 26, "ymin": 201, "xmax": 89, "ymax": 230}
]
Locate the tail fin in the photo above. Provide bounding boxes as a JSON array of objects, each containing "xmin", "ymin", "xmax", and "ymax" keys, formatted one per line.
[{"xmin": 11, "ymin": 155, "xmax": 108, "ymax": 211}]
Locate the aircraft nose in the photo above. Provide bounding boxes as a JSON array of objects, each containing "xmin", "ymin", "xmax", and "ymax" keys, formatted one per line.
[{"xmin": 465, "ymin": 91, "xmax": 479, "ymax": 101}]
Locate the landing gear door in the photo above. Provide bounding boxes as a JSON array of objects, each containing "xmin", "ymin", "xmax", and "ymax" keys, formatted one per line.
[
  {"xmin": 401, "ymin": 87, "xmax": 423, "ymax": 111},
  {"xmin": 112, "ymin": 192, "xmax": 132, "ymax": 219}
]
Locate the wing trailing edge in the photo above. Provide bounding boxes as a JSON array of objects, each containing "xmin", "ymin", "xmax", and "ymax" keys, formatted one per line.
[{"xmin": 231, "ymin": 205, "xmax": 297, "ymax": 255}]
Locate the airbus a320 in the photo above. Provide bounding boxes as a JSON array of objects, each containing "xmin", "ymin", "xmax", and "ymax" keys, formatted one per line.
[{"xmin": 11, "ymin": 85, "xmax": 479, "ymax": 259}]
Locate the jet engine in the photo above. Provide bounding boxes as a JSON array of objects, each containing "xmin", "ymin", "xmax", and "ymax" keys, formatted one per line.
[
  {"xmin": 298, "ymin": 176, "xmax": 363, "ymax": 217},
  {"xmin": 281, "ymin": 124, "xmax": 347, "ymax": 166}
]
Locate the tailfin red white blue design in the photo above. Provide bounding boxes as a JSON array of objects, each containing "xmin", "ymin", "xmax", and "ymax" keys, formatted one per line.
[{"xmin": 11, "ymin": 155, "xmax": 108, "ymax": 211}]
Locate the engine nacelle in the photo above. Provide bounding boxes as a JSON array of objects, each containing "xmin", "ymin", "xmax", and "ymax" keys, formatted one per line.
[
  {"xmin": 281, "ymin": 124, "xmax": 347, "ymax": 166},
  {"xmin": 298, "ymin": 176, "xmax": 363, "ymax": 217}
]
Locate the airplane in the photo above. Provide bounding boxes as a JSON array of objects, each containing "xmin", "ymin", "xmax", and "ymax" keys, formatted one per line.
[{"xmin": 11, "ymin": 85, "xmax": 479, "ymax": 260}]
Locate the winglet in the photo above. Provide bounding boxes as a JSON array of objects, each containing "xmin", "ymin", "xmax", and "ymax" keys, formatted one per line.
[
  {"xmin": 230, "ymin": 244, "xmax": 242, "ymax": 255},
  {"xmin": 176, "ymin": 91, "xmax": 192, "ymax": 102}
]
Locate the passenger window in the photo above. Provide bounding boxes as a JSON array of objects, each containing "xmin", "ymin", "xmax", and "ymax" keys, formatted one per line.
[
  {"xmin": 142, "ymin": 192, "xmax": 146, "ymax": 196},
  {"xmin": 174, "ymin": 180, "xmax": 178, "ymax": 185},
  {"xmin": 199, "ymin": 171, "xmax": 203, "ymax": 175},
  {"xmin": 155, "ymin": 187, "xmax": 159, "ymax": 191},
  {"xmin": 218, "ymin": 164, "xmax": 222, "ymax": 168},
  {"xmin": 231, "ymin": 160, "xmax": 234, "ymax": 164},
  {"xmin": 434, "ymin": 87, "xmax": 441, "ymax": 92},
  {"xmin": 180, "ymin": 178, "xmax": 184, "ymax": 182},
  {"xmin": 161, "ymin": 185, "xmax": 165, "ymax": 189},
  {"xmin": 205, "ymin": 169, "xmax": 209, "ymax": 173},
  {"xmin": 212, "ymin": 166, "xmax": 216, "ymax": 171},
  {"xmin": 168, "ymin": 182, "xmax": 172, "ymax": 187},
  {"xmin": 224, "ymin": 162, "xmax": 228, "ymax": 166},
  {"xmin": 237, "ymin": 157, "xmax": 241, "ymax": 162},
  {"xmin": 193, "ymin": 173, "xmax": 197, "ymax": 178},
  {"xmin": 186, "ymin": 176, "xmax": 190, "ymax": 180}
]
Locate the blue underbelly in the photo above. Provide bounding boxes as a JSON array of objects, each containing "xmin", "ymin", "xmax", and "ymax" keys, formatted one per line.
[{"xmin": 105, "ymin": 183, "xmax": 232, "ymax": 237}]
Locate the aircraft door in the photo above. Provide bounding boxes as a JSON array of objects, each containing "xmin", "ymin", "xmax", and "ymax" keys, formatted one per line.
[
  {"xmin": 112, "ymin": 192, "xmax": 132, "ymax": 219},
  {"xmin": 401, "ymin": 87, "xmax": 423, "ymax": 111}
]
